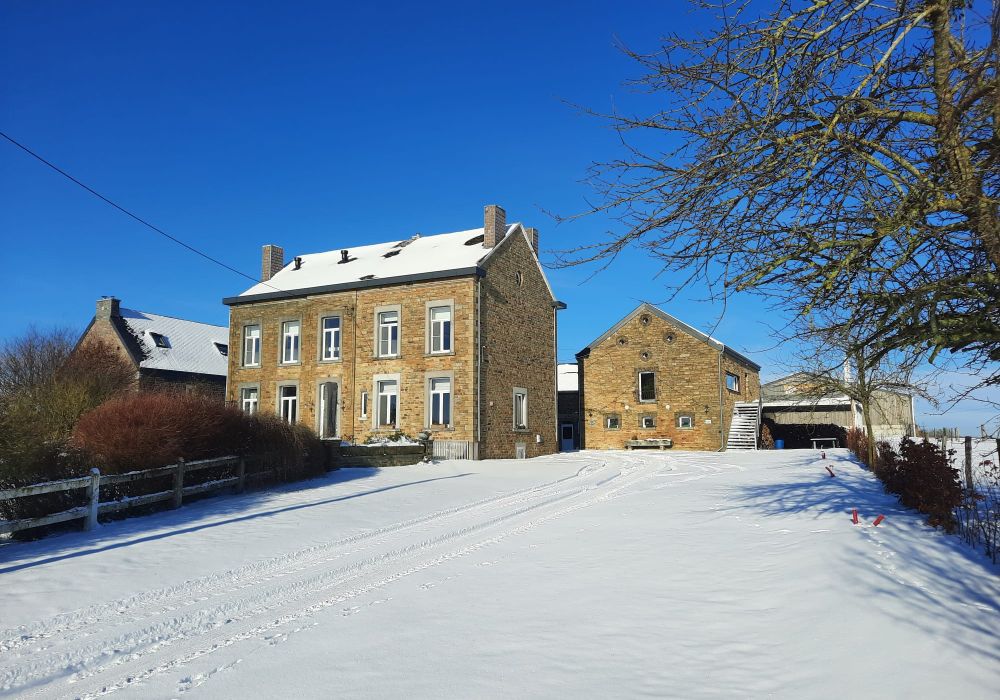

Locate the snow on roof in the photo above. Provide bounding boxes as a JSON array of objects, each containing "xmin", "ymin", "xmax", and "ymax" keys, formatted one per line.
[
  {"xmin": 234, "ymin": 226, "xmax": 519, "ymax": 300},
  {"xmin": 120, "ymin": 308, "xmax": 229, "ymax": 377},
  {"xmin": 557, "ymin": 363, "xmax": 579, "ymax": 392}
]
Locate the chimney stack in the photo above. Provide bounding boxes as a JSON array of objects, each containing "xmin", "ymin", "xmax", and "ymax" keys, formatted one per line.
[
  {"xmin": 484, "ymin": 204, "xmax": 506, "ymax": 248},
  {"xmin": 525, "ymin": 226, "xmax": 539, "ymax": 255},
  {"xmin": 262, "ymin": 244, "xmax": 284, "ymax": 282},
  {"xmin": 96, "ymin": 296, "xmax": 120, "ymax": 320}
]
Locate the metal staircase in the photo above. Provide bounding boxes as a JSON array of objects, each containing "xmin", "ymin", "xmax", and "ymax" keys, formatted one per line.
[{"xmin": 726, "ymin": 401, "xmax": 761, "ymax": 451}]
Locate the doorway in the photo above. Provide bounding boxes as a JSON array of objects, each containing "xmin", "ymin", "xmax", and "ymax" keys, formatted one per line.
[{"xmin": 560, "ymin": 423, "xmax": 575, "ymax": 451}]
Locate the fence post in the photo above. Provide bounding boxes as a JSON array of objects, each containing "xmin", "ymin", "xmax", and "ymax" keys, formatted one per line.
[
  {"xmin": 237, "ymin": 457, "xmax": 246, "ymax": 494},
  {"xmin": 172, "ymin": 458, "xmax": 186, "ymax": 509},
  {"xmin": 84, "ymin": 468, "xmax": 100, "ymax": 531},
  {"xmin": 965, "ymin": 436, "xmax": 974, "ymax": 492}
]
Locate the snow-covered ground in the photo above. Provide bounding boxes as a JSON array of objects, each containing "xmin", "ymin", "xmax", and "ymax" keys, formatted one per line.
[{"xmin": 1, "ymin": 449, "xmax": 997, "ymax": 698}]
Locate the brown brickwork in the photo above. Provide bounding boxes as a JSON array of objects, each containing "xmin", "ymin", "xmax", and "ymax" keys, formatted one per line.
[{"xmin": 578, "ymin": 305, "xmax": 759, "ymax": 451}]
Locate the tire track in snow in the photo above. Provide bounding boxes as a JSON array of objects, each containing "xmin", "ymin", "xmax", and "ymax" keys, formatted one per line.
[
  {"xmin": 0, "ymin": 458, "xmax": 606, "ymax": 658},
  {"xmin": 3, "ymin": 458, "xmax": 647, "ymax": 697}
]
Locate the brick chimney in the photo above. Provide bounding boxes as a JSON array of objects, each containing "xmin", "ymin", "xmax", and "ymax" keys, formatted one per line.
[
  {"xmin": 484, "ymin": 204, "xmax": 506, "ymax": 249},
  {"xmin": 96, "ymin": 296, "xmax": 120, "ymax": 320},
  {"xmin": 525, "ymin": 226, "xmax": 539, "ymax": 255},
  {"xmin": 262, "ymin": 244, "xmax": 284, "ymax": 282}
]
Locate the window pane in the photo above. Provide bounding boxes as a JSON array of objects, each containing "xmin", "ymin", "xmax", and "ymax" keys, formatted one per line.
[{"xmin": 639, "ymin": 372, "xmax": 656, "ymax": 401}]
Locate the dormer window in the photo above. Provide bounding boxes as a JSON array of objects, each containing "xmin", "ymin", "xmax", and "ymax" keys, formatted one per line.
[
  {"xmin": 214, "ymin": 342, "xmax": 228, "ymax": 357},
  {"xmin": 148, "ymin": 332, "xmax": 169, "ymax": 348}
]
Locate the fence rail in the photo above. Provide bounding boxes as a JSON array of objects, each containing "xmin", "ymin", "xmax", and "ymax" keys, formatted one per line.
[{"xmin": 0, "ymin": 456, "xmax": 260, "ymax": 536}]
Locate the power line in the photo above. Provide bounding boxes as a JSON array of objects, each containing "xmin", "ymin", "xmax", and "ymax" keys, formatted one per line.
[{"xmin": 0, "ymin": 129, "xmax": 269, "ymax": 288}]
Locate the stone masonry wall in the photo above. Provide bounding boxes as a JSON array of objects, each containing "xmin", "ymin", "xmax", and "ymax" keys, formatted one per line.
[
  {"xmin": 580, "ymin": 311, "xmax": 759, "ymax": 451},
  {"xmin": 227, "ymin": 278, "xmax": 477, "ymax": 445},
  {"xmin": 478, "ymin": 231, "xmax": 558, "ymax": 459}
]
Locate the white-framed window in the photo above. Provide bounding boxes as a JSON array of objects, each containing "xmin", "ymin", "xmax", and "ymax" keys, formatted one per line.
[
  {"xmin": 281, "ymin": 320, "xmax": 300, "ymax": 364},
  {"xmin": 640, "ymin": 414, "xmax": 656, "ymax": 429},
  {"xmin": 318, "ymin": 381, "xmax": 339, "ymax": 438},
  {"xmin": 677, "ymin": 414, "xmax": 694, "ymax": 429},
  {"xmin": 638, "ymin": 371, "xmax": 656, "ymax": 402},
  {"xmin": 243, "ymin": 324, "xmax": 261, "ymax": 366},
  {"xmin": 360, "ymin": 390, "xmax": 369, "ymax": 419},
  {"xmin": 376, "ymin": 379, "xmax": 398, "ymax": 427},
  {"xmin": 240, "ymin": 386, "xmax": 258, "ymax": 414},
  {"xmin": 429, "ymin": 377, "xmax": 451, "ymax": 426},
  {"xmin": 279, "ymin": 384, "xmax": 298, "ymax": 423},
  {"xmin": 321, "ymin": 316, "xmax": 341, "ymax": 361},
  {"xmin": 605, "ymin": 414, "xmax": 621, "ymax": 430},
  {"xmin": 726, "ymin": 372, "xmax": 740, "ymax": 393},
  {"xmin": 513, "ymin": 387, "xmax": 528, "ymax": 430},
  {"xmin": 429, "ymin": 306, "xmax": 452, "ymax": 354},
  {"xmin": 377, "ymin": 310, "xmax": 399, "ymax": 357}
]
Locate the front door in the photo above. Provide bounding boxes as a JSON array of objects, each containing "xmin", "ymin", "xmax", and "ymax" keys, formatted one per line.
[{"xmin": 560, "ymin": 423, "xmax": 575, "ymax": 451}]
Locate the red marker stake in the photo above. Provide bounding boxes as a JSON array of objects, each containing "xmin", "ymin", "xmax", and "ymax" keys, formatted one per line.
[
  {"xmin": 852, "ymin": 509, "xmax": 859, "ymax": 525},
  {"xmin": 821, "ymin": 451, "xmax": 826, "ymax": 460},
  {"xmin": 826, "ymin": 466, "xmax": 836, "ymax": 477},
  {"xmin": 872, "ymin": 515, "xmax": 885, "ymax": 527}
]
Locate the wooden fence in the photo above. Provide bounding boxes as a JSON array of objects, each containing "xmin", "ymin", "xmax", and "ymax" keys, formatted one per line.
[{"xmin": 0, "ymin": 456, "xmax": 261, "ymax": 536}]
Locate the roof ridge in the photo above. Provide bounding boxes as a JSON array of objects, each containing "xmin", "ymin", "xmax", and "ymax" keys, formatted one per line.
[{"xmin": 121, "ymin": 307, "xmax": 227, "ymax": 330}]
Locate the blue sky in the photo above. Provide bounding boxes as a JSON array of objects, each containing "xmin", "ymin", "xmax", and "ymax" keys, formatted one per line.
[{"xmin": 1, "ymin": 1, "xmax": 994, "ymax": 433}]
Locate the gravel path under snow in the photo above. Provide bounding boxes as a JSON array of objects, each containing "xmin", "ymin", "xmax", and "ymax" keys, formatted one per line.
[{"xmin": 0, "ymin": 449, "xmax": 997, "ymax": 698}]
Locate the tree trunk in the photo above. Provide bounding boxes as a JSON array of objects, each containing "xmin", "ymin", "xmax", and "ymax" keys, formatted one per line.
[{"xmin": 861, "ymin": 398, "xmax": 877, "ymax": 470}]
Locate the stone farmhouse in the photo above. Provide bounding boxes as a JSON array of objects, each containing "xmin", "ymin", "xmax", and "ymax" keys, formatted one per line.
[
  {"xmin": 761, "ymin": 372, "xmax": 916, "ymax": 440},
  {"xmin": 575, "ymin": 303, "xmax": 761, "ymax": 451},
  {"xmin": 76, "ymin": 296, "xmax": 228, "ymax": 397},
  {"xmin": 223, "ymin": 205, "xmax": 564, "ymax": 459}
]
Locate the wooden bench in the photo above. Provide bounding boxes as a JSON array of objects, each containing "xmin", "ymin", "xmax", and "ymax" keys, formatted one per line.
[{"xmin": 624, "ymin": 438, "xmax": 673, "ymax": 450}]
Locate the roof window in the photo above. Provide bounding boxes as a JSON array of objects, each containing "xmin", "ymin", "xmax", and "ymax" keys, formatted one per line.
[
  {"xmin": 383, "ymin": 250, "xmax": 401, "ymax": 258},
  {"xmin": 359, "ymin": 274, "xmax": 376, "ymax": 280},
  {"xmin": 464, "ymin": 234, "xmax": 485, "ymax": 246},
  {"xmin": 214, "ymin": 342, "xmax": 229, "ymax": 357},
  {"xmin": 148, "ymin": 331, "xmax": 169, "ymax": 348}
]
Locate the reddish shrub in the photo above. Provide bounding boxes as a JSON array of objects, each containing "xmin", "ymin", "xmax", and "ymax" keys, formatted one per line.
[
  {"xmin": 72, "ymin": 392, "xmax": 246, "ymax": 472},
  {"xmin": 894, "ymin": 438, "xmax": 963, "ymax": 531}
]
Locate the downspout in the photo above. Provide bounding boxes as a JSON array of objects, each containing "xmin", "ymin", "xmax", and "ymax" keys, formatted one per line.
[
  {"xmin": 553, "ymin": 306, "xmax": 558, "ymax": 451},
  {"xmin": 718, "ymin": 350, "xmax": 725, "ymax": 451},
  {"xmin": 352, "ymin": 289, "xmax": 359, "ymax": 441},
  {"xmin": 476, "ymin": 279, "xmax": 482, "ymax": 455}
]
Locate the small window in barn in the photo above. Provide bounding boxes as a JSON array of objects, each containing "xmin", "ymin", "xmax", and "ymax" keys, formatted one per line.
[
  {"xmin": 640, "ymin": 314, "xmax": 651, "ymax": 325},
  {"xmin": 638, "ymin": 371, "xmax": 656, "ymax": 402},
  {"xmin": 605, "ymin": 414, "xmax": 621, "ymax": 430},
  {"xmin": 148, "ymin": 332, "xmax": 169, "ymax": 348},
  {"xmin": 617, "ymin": 337, "xmax": 628, "ymax": 346},
  {"xmin": 677, "ymin": 414, "xmax": 694, "ymax": 429},
  {"xmin": 640, "ymin": 351, "xmax": 650, "ymax": 361},
  {"xmin": 515, "ymin": 271, "xmax": 523, "ymax": 286},
  {"xmin": 726, "ymin": 372, "xmax": 740, "ymax": 393},
  {"xmin": 214, "ymin": 342, "xmax": 228, "ymax": 357},
  {"xmin": 640, "ymin": 414, "xmax": 656, "ymax": 429}
]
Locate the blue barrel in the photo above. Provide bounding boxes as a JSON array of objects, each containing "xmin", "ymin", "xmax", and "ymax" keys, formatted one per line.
[{"xmin": 775, "ymin": 439, "xmax": 784, "ymax": 449}]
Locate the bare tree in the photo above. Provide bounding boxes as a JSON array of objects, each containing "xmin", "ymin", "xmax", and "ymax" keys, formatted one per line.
[{"xmin": 558, "ymin": 0, "xmax": 999, "ymax": 384}]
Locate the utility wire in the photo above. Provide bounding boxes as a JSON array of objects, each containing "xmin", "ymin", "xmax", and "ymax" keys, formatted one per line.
[{"xmin": 0, "ymin": 129, "xmax": 273, "ymax": 289}]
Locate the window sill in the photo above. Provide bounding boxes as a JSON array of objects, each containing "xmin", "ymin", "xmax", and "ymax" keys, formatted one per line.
[
  {"xmin": 426, "ymin": 351, "xmax": 456, "ymax": 358},
  {"xmin": 279, "ymin": 361, "xmax": 302, "ymax": 367},
  {"xmin": 373, "ymin": 355, "xmax": 402, "ymax": 361},
  {"xmin": 318, "ymin": 357, "xmax": 343, "ymax": 364},
  {"xmin": 241, "ymin": 364, "xmax": 261, "ymax": 369}
]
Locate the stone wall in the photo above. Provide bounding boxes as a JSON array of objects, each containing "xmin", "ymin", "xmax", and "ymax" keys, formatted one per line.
[
  {"xmin": 328, "ymin": 443, "xmax": 429, "ymax": 469},
  {"xmin": 227, "ymin": 277, "xmax": 477, "ymax": 445},
  {"xmin": 478, "ymin": 230, "xmax": 558, "ymax": 459},
  {"xmin": 579, "ymin": 310, "xmax": 759, "ymax": 451}
]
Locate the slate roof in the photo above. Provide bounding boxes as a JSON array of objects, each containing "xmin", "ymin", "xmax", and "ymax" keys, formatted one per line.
[
  {"xmin": 116, "ymin": 308, "xmax": 229, "ymax": 377},
  {"xmin": 225, "ymin": 223, "xmax": 558, "ymax": 305}
]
